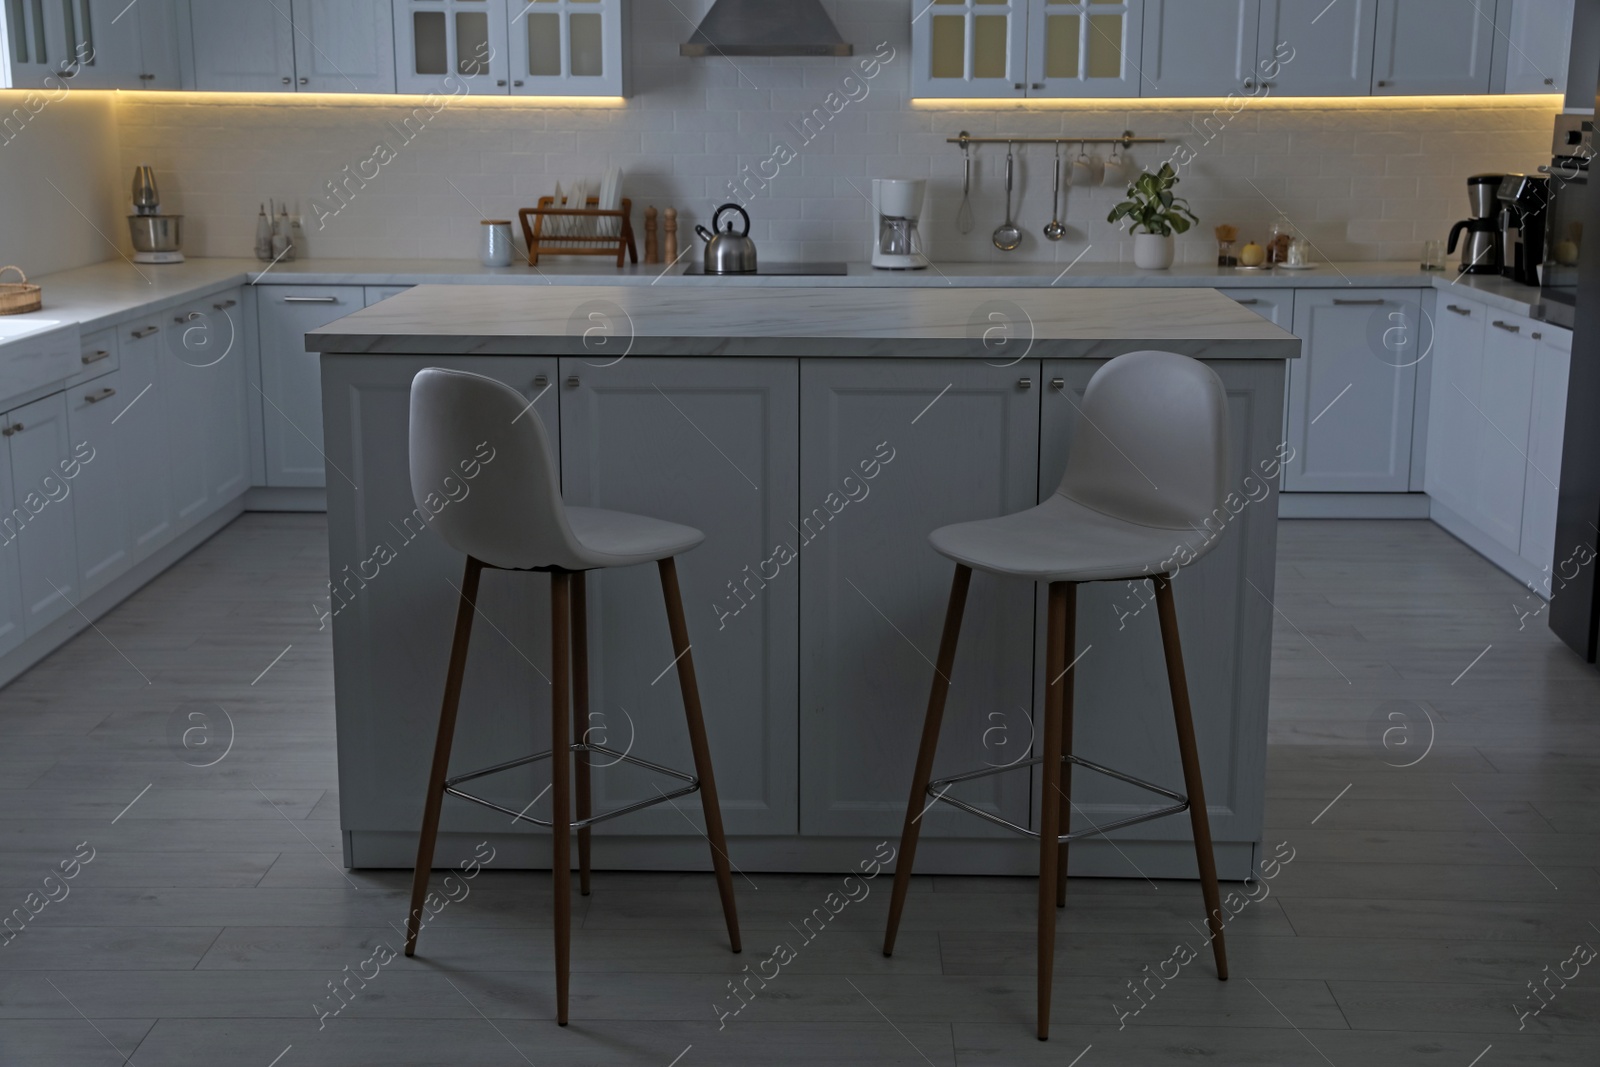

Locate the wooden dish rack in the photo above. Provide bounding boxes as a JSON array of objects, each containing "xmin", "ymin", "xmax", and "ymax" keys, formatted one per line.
[{"xmin": 518, "ymin": 198, "xmax": 638, "ymax": 267}]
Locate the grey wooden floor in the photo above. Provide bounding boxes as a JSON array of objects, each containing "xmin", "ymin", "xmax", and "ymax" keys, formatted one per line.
[{"xmin": 2, "ymin": 514, "xmax": 1597, "ymax": 1065}]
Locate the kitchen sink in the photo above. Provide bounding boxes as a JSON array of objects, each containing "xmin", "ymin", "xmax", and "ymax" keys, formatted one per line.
[
  {"xmin": 0, "ymin": 317, "xmax": 82, "ymax": 407},
  {"xmin": 0, "ymin": 317, "xmax": 68, "ymax": 341}
]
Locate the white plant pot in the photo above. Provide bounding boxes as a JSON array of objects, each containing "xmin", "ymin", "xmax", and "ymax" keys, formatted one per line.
[{"xmin": 1134, "ymin": 232, "xmax": 1175, "ymax": 270}]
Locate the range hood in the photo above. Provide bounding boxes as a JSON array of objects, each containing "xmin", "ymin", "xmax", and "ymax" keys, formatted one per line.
[{"xmin": 681, "ymin": 0, "xmax": 853, "ymax": 57}]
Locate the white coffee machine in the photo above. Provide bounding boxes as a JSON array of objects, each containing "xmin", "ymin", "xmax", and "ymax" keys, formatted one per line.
[{"xmin": 871, "ymin": 178, "xmax": 928, "ymax": 270}]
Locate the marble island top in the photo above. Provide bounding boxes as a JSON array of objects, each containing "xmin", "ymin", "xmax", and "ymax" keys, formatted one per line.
[{"xmin": 306, "ymin": 284, "xmax": 1301, "ymax": 360}]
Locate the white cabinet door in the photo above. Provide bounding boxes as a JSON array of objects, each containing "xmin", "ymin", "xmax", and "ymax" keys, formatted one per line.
[
  {"xmin": 394, "ymin": 0, "xmax": 510, "ymax": 94},
  {"xmin": 1520, "ymin": 325, "xmax": 1571, "ymax": 578},
  {"xmin": 135, "ymin": 0, "xmax": 180, "ymax": 88},
  {"xmin": 1372, "ymin": 0, "xmax": 1495, "ymax": 94},
  {"xmin": 910, "ymin": 0, "xmax": 1030, "ymax": 99},
  {"xmin": 1220, "ymin": 288, "xmax": 1292, "ymax": 328},
  {"xmin": 507, "ymin": 0, "xmax": 622, "ymax": 96},
  {"xmin": 1028, "ymin": 0, "xmax": 1144, "ymax": 98},
  {"xmin": 0, "ymin": 427, "xmax": 22, "ymax": 654},
  {"xmin": 5, "ymin": 393, "xmax": 79, "ymax": 636},
  {"xmin": 1471, "ymin": 312, "xmax": 1537, "ymax": 550},
  {"xmin": 258, "ymin": 287, "xmax": 362, "ymax": 488},
  {"xmin": 1258, "ymin": 0, "xmax": 1377, "ymax": 96},
  {"xmin": 66, "ymin": 369, "xmax": 132, "ymax": 599},
  {"xmin": 117, "ymin": 319, "xmax": 174, "ymax": 560},
  {"xmin": 59, "ymin": 0, "xmax": 179, "ymax": 89},
  {"xmin": 290, "ymin": 0, "xmax": 396, "ymax": 93},
  {"xmin": 177, "ymin": 289, "xmax": 250, "ymax": 506},
  {"xmin": 1495, "ymin": 0, "xmax": 1573, "ymax": 94},
  {"xmin": 190, "ymin": 0, "xmax": 296, "ymax": 91},
  {"xmin": 1425, "ymin": 297, "xmax": 1486, "ymax": 517},
  {"xmin": 1284, "ymin": 290, "xmax": 1418, "ymax": 492},
  {"xmin": 2, "ymin": 0, "xmax": 67, "ymax": 86},
  {"xmin": 1142, "ymin": 0, "xmax": 1260, "ymax": 96}
]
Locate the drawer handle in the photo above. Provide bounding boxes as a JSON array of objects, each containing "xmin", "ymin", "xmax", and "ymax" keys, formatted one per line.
[
  {"xmin": 566, "ymin": 375, "xmax": 581, "ymax": 387},
  {"xmin": 1, "ymin": 423, "xmax": 22, "ymax": 437},
  {"xmin": 85, "ymin": 387, "xmax": 117, "ymax": 404},
  {"xmin": 81, "ymin": 349, "xmax": 112, "ymax": 365},
  {"xmin": 214, "ymin": 299, "xmax": 238, "ymax": 310},
  {"xmin": 1050, "ymin": 377, "xmax": 1065, "ymax": 390},
  {"xmin": 1532, "ymin": 331, "xmax": 1543, "ymax": 340},
  {"xmin": 533, "ymin": 374, "xmax": 549, "ymax": 388},
  {"xmin": 1445, "ymin": 304, "xmax": 1471, "ymax": 316},
  {"xmin": 131, "ymin": 325, "xmax": 159, "ymax": 339},
  {"xmin": 1333, "ymin": 299, "xmax": 1386, "ymax": 306},
  {"xmin": 1233, "ymin": 298, "xmax": 1260, "ymax": 305},
  {"xmin": 1491, "ymin": 320, "xmax": 1521, "ymax": 333},
  {"xmin": 175, "ymin": 312, "xmax": 202, "ymax": 323},
  {"xmin": 1018, "ymin": 377, "xmax": 1032, "ymax": 390},
  {"xmin": 283, "ymin": 296, "xmax": 340, "ymax": 304}
]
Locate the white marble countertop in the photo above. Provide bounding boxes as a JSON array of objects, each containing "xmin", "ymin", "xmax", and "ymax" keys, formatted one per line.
[
  {"xmin": 306, "ymin": 284, "xmax": 1302, "ymax": 360},
  {"xmin": 7, "ymin": 256, "xmax": 1552, "ymax": 336}
]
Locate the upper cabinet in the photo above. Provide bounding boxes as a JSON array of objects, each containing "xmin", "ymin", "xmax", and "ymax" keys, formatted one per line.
[
  {"xmin": 191, "ymin": 0, "xmax": 394, "ymax": 93},
  {"xmin": 291, "ymin": 0, "xmax": 398, "ymax": 94},
  {"xmin": 2, "ymin": 0, "xmax": 179, "ymax": 88},
  {"xmin": 1372, "ymin": 0, "xmax": 1495, "ymax": 95},
  {"xmin": 395, "ymin": 0, "xmax": 623, "ymax": 96},
  {"xmin": 189, "ymin": 0, "xmax": 296, "ymax": 92},
  {"xmin": 917, "ymin": 0, "xmax": 1571, "ymax": 98}
]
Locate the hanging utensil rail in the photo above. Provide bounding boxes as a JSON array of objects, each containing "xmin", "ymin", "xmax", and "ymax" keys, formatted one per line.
[{"xmin": 947, "ymin": 129, "xmax": 1164, "ymax": 147}]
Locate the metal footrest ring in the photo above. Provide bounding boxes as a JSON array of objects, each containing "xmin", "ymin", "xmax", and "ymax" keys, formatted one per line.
[
  {"xmin": 443, "ymin": 743, "xmax": 699, "ymax": 831},
  {"xmin": 927, "ymin": 753, "xmax": 1188, "ymax": 844}
]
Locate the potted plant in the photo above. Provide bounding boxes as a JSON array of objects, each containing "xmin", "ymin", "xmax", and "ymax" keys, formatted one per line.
[{"xmin": 1107, "ymin": 163, "xmax": 1199, "ymax": 269}]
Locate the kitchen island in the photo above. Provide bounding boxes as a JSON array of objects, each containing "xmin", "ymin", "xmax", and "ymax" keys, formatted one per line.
[{"xmin": 309, "ymin": 285, "xmax": 1298, "ymax": 880}]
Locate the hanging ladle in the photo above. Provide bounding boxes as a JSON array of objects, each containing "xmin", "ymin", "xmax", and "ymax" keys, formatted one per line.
[
  {"xmin": 993, "ymin": 142, "xmax": 1022, "ymax": 252},
  {"xmin": 1044, "ymin": 142, "xmax": 1066, "ymax": 241},
  {"xmin": 956, "ymin": 132, "xmax": 974, "ymax": 235}
]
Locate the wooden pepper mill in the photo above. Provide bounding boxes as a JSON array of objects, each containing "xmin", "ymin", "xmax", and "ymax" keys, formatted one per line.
[
  {"xmin": 644, "ymin": 205, "xmax": 659, "ymax": 264},
  {"xmin": 663, "ymin": 207, "xmax": 678, "ymax": 266}
]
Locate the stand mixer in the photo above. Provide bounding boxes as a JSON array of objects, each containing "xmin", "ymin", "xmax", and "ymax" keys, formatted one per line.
[{"xmin": 128, "ymin": 166, "xmax": 184, "ymax": 265}]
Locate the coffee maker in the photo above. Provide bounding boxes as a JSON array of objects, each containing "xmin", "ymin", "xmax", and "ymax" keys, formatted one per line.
[
  {"xmin": 871, "ymin": 178, "xmax": 928, "ymax": 270},
  {"xmin": 1447, "ymin": 174, "xmax": 1504, "ymax": 274},
  {"xmin": 1497, "ymin": 173, "xmax": 1550, "ymax": 287}
]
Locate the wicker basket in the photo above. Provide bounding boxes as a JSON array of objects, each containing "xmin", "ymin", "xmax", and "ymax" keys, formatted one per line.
[{"xmin": 0, "ymin": 267, "xmax": 41, "ymax": 315}]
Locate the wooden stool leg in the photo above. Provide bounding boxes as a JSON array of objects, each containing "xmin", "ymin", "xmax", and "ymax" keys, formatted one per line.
[
  {"xmin": 405, "ymin": 557, "xmax": 482, "ymax": 957},
  {"xmin": 572, "ymin": 572, "xmax": 593, "ymax": 897},
  {"xmin": 658, "ymin": 557, "xmax": 742, "ymax": 955},
  {"xmin": 1036, "ymin": 582, "xmax": 1069, "ymax": 1040},
  {"xmin": 1154, "ymin": 577, "xmax": 1228, "ymax": 981},
  {"xmin": 883, "ymin": 564, "xmax": 972, "ymax": 958},
  {"xmin": 550, "ymin": 571, "xmax": 574, "ymax": 1024},
  {"xmin": 1055, "ymin": 584, "xmax": 1077, "ymax": 909}
]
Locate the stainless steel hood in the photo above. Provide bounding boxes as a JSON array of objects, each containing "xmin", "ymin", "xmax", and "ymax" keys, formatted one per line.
[{"xmin": 680, "ymin": 0, "xmax": 853, "ymax": 57}]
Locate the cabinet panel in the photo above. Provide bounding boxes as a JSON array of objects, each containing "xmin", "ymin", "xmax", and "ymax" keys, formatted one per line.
[
  {"xmin": 1495, "ymin": 0, "xmax": 1572, "ymax": 94},
  {"xmin": 189, "ymin": 0, "xmax": 296, "ymax": 91},
  {"xmin": 258, "ymin": 287, "xmax": 363, "ymax": 488},
  {"xmin": 0, "ymin": 431, "xmax": 22, "ymax": 656},
  {"xmin": 290, "ymin": 0, "xmax": 396, "ymax": 93},
  {"xmin": 800, "ymin": 360, "xmax": 1040, "ymax": 838},
  {"xmin": 165, "ymin": 288, "xmax": 250, "ymax": 523},
  {"xmin": 1521, "ymin": 327, "xmax": 1571, "ymax": 579},
  {"xmin": 507, "ymin": 0, "xmax": 622, "ymax": 96},
  {"xmin": 117, "ymin": 319, "xmax": 173, "ymax": 560},
  {"xmin": 1425, "ymin": 297, "xmax": 1486, "ymax": 518},
  {"xmin": 1141, "ymin": 0, "xmax": 1260, "ymax": 97},
  {"xmin": 66, "ymin": 368, "xmax": 131, "ymax": 598},
  {"xmin": 1259, "ymin": 0, "xmax": 1377, "ymax": 96},
  {"xmin": 1220, "ymin": 288, "xmax": 1292, "ymax": 328},
  {"xmin": 1472, "ymin": 313, "xmax": 1537, "ymax": 549},
  {"xmin": 6, "ymin": 392, "xmax": 79, "ymax": 636},
  {"xmin": 394, "ymin": 0, "xmax": 511, "ymax": 94},
  {"xmin": 55, "ymin": 0, "xmax": 140, "ymax": 88},
  {"xmin": 1372, "ymin": 0, "xmax": 1494, "ymax": 94},
  {"xmin": 2, "ymin": 0, "xmax": 62, "ymax": 86},
  {"xmin": 1028, "ymin": 0, "xmax": 1144, "ymax": 98},
  {"xmin": 1284, "ymin": 290, "xmax": 1418, "ymax": 492},
  {"xmin": 560, "ymin": 359, "xmax": 799, "ymax": 836},
  {"xmin": 911, "ymin": 0, "xmax": 1030, "ymax": 99}
]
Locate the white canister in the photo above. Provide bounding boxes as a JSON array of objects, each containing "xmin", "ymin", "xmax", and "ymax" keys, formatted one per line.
[{"xmin": 481, "ymin": 220, "xmax": 515, "ymax": 268}]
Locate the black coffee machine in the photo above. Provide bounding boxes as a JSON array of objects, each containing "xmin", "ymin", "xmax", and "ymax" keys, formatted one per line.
[{"xmin": 1497, "ymin": 173, "xmax": 1549, "ymax": 287}]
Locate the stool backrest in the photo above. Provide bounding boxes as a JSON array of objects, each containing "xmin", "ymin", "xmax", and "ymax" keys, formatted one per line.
[
  {"xmin": 409, "ymin": 367, "xmax": 587, "ymax": 571},
  {"xmin": 1056, "ymin": 350, "xmax": 1230, "ymax": 530}
]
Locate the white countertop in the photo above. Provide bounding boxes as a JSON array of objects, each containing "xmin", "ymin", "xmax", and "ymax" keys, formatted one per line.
[{"xmin": 7, "ymin": 256, "xmax": 1552, "ymax": 335}]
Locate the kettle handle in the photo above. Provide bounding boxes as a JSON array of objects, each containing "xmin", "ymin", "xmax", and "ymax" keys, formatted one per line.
[
  {"xmin": 1446, "ymin": 219, "xmax": 1470, "ymax": 255},
  {"xmin": 695, "ymin": 224, "xmax": 715, "ymax": 243},
  {"xmin": 712, "ymin": 202, "xmax": 751, "ymax": 237}
]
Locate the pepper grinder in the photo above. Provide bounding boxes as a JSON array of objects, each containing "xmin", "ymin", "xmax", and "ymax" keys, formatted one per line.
[
  {"xmin": 644, "ymin": 205, "xmax": 659, "ymax": 264},
  {"xmin": 663, "ymin": 208, "xmax": 678, "ymax": 266}
]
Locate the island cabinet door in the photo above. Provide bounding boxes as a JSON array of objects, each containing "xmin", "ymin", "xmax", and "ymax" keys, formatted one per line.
[
  {"xmin": 1039, "ymin": 361, "xmax": 1279, "ymax": 869},
  {"xmin": 320, "ymin": 355, "xmax": 560, "ymax": 844},
  {"xmin": 558, "ymin": 359, "xmax": 800, "ymax": 836},
  {"xmin": 799, "ymin": 360, "xmax": 1041, "ymax": 839}
]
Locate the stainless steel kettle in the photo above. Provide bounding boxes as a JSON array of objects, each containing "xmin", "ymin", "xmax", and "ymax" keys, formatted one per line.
[{"xmin": 695, "ymin": 203, "xmax": 757, "ymax": 274}]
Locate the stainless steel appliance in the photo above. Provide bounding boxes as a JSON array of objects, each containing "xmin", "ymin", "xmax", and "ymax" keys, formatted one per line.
[
  {"xmin": 1447, "ymin": 174, "xmax": 1504, "ymax": 274},
  {"xmin": 128, "ymin": 165, "xmax": 184, "ymax": 265},
  {"xmin": 684, "ymin": 262, "xmax": 846, "ymax": 277},
  {"xmin": 1498, "ymin": 173, "xmax": 1550, "ymax": 287},
  {"xmin": 694, "ymin": 203, "xmax": 758, "ymax": 275},
  {"xmin": 871, "ymin": 178, "xmax": 928, "ymax": 270},
  {"xmin": 1536, "ymin": 113, "xmax": 1590, "ymax": 330}
]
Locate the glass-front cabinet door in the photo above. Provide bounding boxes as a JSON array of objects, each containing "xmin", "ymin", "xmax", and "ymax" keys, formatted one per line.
[
  {"xmin": 394, "ymin": 0, "xmax": 512, "ymax": 94},
  {"xmin": 3, "ymin": 0, "xmax": 66, "ymax": 86},
  {"xmin": 507, "ymin": 0, "xmax": 622, "ymax": 96},
  {"xmin": 910, "ymin": 0, "xmax": 1030, "ymax": 99},
  {"xmin": 1027, "ymin": 0, "xmax": 1143, "ymax": 97}
]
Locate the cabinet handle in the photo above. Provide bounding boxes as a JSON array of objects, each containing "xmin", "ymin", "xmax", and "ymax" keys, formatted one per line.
[
  {"xmin": 299, "ymin": 77, "xmax": 309, "ymax": 86},
  {"xmin": 84, "ymin": 387, "xmax": 117, "ymax": 404},
  {"xmin": 1050, "ymin": 377, "xmax": 1065, "ymax": 390},
  {"xmin": 1031, "ymin": 82, "xmax": 1044, "ymax": 90},
  {"xmin": 1018, "ymin": 377, "xmax": 1032, "ymax": 390},
  {"xmin": 214, "ymin": 299, "xmax": 237, "ymax": 310},
  {"xmin": 175, "ymin": 312, "xmax": 202, "ymax": 323},
  {"xmin": 139, "ymin": 73, "xmax": 154, "ymax": 81},
  {"xmin": 283, "ymin": 296, "xmax": 339, "ymax": 303},
  {"xmin": 1, "ymin": 423, "xmax": 22, "ymax": 437},
  {"xmin": 1532, "ymin": 331, "xmax": 1543, "ymax": 340},
  {"xmin": 533, "ymin": 374, "xmax": 549, "ymax": 388},
  {"xmin": 1445, "ymin": 304, "xmax": 1471, "ymax": 316},
  {"xmin": 1233, "ymin": 298, "xmax": 1260, "ymax": 305},
  {"xmin": 496, "ymin": 79, "xmax": 507, "ymax": 87},
  {"xmin": 1492, "ymin": 320, "xmax": 1521, "ymax": 333},
  {"xmin": 1376, "ymin": 79, "xmax": 1390, "ymax": 88},
  {"xmin": 1333, "ymin": 299, "xmax": 1385, "ymax": 306},
  {"xmin": 1014, "ymin": 82, "xmax": 1024, "ymax": 91},
  {"xmin": 1243, "ymin": 77, "xmax": 1256, "ymax": 91},
  {"xmin": 513, "ymin": 80, "xmax": 524, "ymax": 87},
  {"xmin": 566, "ymin": 375, "xmax": 581, "ymax": 387},
  {"xmin": 81, "ymin": 349, "xmax": 112, "ymax": 365},
  {"xmin": 131, "ymin": 325, "xmax": 159, "ymax": 339},
  {"xmin": 282, "ymin": 77, "xmax": 292, "ymax": 85}
]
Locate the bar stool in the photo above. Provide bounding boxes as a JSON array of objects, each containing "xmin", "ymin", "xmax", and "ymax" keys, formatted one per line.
[
  {"xmin": 403, "ymin": 367, "xmax": 741, "ymax": 1026},
  {"xmin": 881, "ymin": 350, "xmax": 1231, "ymax": 1041}
]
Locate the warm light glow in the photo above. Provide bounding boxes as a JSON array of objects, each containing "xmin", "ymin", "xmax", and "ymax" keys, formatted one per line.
[
  {"xmin": 911, "ymin": 93, "xmax": 1563, "ymax": 110},
  {"xmin": 109, "ymin": 90, "xmax": 626, "ymax": 107}
]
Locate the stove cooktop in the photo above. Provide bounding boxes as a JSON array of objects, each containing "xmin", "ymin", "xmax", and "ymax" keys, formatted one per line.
[{"xmin": 685, "ymin": 262, "xmax": 849, "ymax": 277}]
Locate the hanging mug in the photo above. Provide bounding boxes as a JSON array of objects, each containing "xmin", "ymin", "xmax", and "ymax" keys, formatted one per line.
[
  {"xmin": 1102, "ymin": 143, "xmax": 1130, "ymax": 188},
  {"xmin": 1070, "ymin": 143, "xmax": 1102, "ymax": 188}
]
